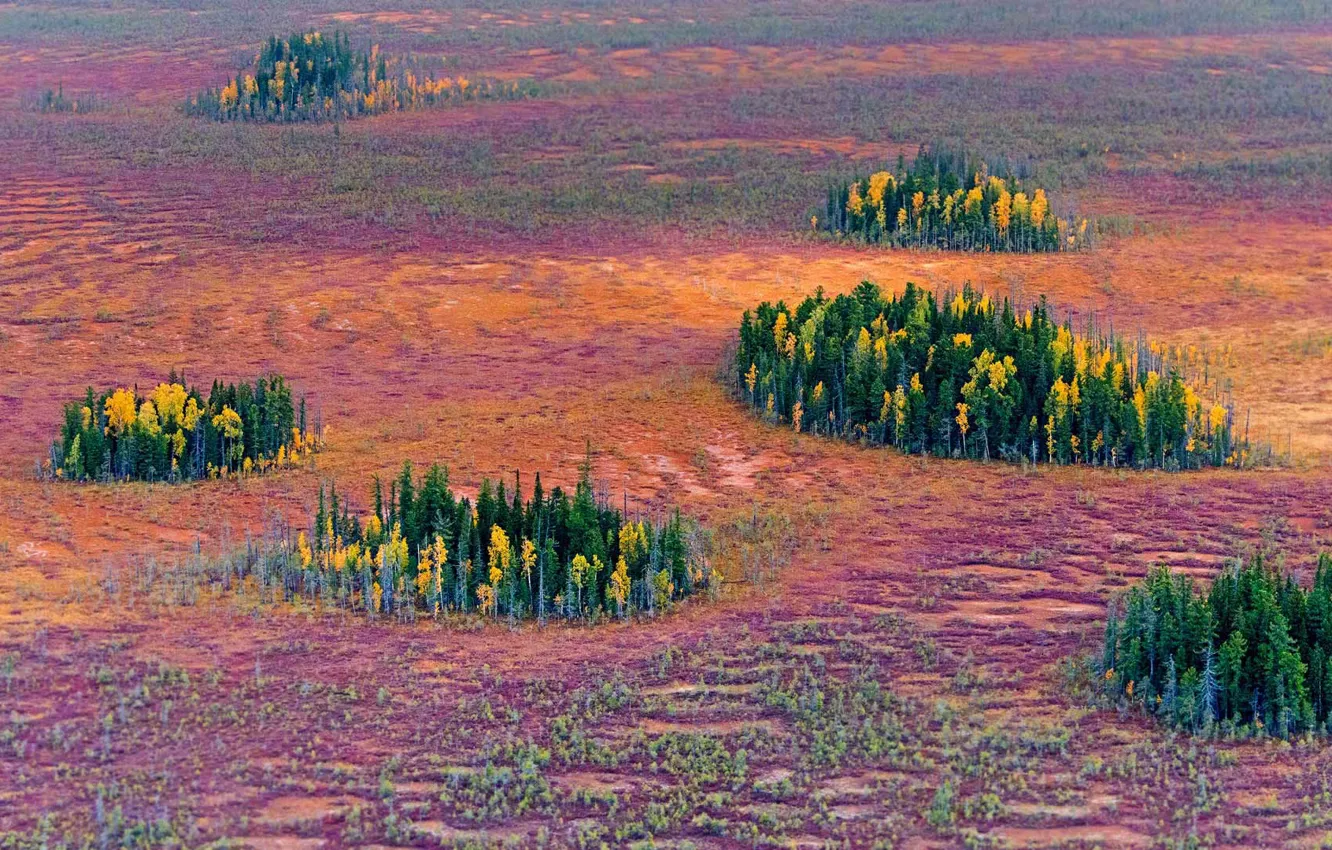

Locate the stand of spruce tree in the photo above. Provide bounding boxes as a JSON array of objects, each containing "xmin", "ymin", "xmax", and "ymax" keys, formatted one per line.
[
  {"xmin": 820, "ymin": 146, "xmax": 1087, "ymax": 252},
  {"xmin": 1103, "ymin": 552, "xmax": 1332, "ymax": 738},
  {"xmin": 51, "ymin": 372, "xmax": 312, "ymax": 482},
  {"xmin": 185, "ymin": 30, "xmax": 542, "ymax": 123},
  {"xmin": 737, "ymin": 281, "xmax": 1239, "ymax": 469},
  {"xmin": 240, "ymin": 458, "xmax": 712, "ymax": 623}
]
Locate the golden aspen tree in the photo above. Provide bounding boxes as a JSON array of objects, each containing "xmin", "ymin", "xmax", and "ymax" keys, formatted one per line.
[
  {"xmin": 298, "ymin": 532, "xmax": 313, "ymax": 571},
  {"xmin": 416, "ymin": 545, "xmax": 434, "ymax": 599},
  {"xmin": 867, "ymin": 171, "xmax": 893, "ymax": 209},
  {"xmin": 950, "ymin": 292, "xmax": 967, "ymax": 318},
  {"xmin": 272, "ymin": 61, "xmax": 287, "ymax": 104},
  {"xmin": 791, "ymin": 401, "xmax": 804, "ymax": 433},
  {"xmin": 1030, "ymin": 188, "xmax": 1048, "ymax": 227},
  {"xmin": 855, "ymin": 327, "xmax": 873, "ymax": 361},
  {"xmin": 430, "ymin": 535, "xmax": 447, "ymax": 614},
  {"xmin": 136, "ymin": 400, "xmax": 161, "ymax": 436},
  {"xmin": 894, "ymin": 386, "xmax": 909, "ymax": 447},
  {"xmin": 773, "ymin": 312, "xmax": 788, "ymax": 353},
  {"xmin": 609, "ymin": 557, "xmax": 630, "ymax": 618},
  {"xmin": 846, "ymin": 182, "xmax": 865, "ymax": 216},
  {"xmin": 475, "ymin": 584, "xmax": 494, "ymax": 617},
  {"xmin": 873, "ymin": 335, "xmax": 888, "ymax": 372},
  {"xmin": 521, "ymin": 538, "xmax": 536, "ymax": 610},
  {"xmin": 963, "ymin": 186, "xmax": 983, "ymax": 218},
  {"xmin": 956, "ymin": 402, "xmax": 970, "ymax": 455},
  {"xmin": 212, "ymin": 406, "xmax": 243, "ymax": 473},
  {"xmin": 570, "ymin": 553, "xmax": 589, "ymax": 615},
  {"xmin": 152, "ymin": 383, "xmax": 187, "ymax": 427},
  {"xmin": 994, "ymin": 188, "xmax": 1012, "ymax": 239},
  {"xmin": 487, "ymin": 525, "xmax": 511, "ymax": 619},
  {"xmin": 182, "ymin": 398, "xmax": 202, "ymax": 432},
  {"xmin": 104, "ymin": 389, "xmax": 137, "ymax": 436},
  {"xmin": 653, "ymin": 569, "xmax": 673, "ymax": 608}
]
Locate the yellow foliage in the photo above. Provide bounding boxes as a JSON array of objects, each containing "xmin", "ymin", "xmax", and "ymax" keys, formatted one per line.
[
  {"xmin": 855, "ymin": 327, "xmax": 873, "ymax": 360},
  {"xmin": 212, "ymin": 406, "xmax": 243, "ymax": 440},
  {"xmin": 475, "ymin": 583, "xmax": 495, "ymax": 616},
  {"xmin": 993, "ymin": 188, "xmax": 1012, "ymax": 235},
  {"xmin": 152, "ymin": 383, "xmax": 187, "ymax": 427},
  {"xmin": 609, "ymin": 557, "xmax": 631, "ymax": 612},
  {"xmin": 950, "ymin": 292, "xmax": 967, "ymax": 318},
  {"xmin": 773, "ymin": 312, "xmax": 789, "ymax": 352},
  {"xmin": 136, "ymin": 400, "xmax": 161, "ymax": 436},
  {"xmin": 219, "ymin": 80, "xmax": 239, "ymax": 110},
  {"xmin": 182, "ymin": 397, "xmax": 203, "ymax": 432},
  {"xmin": 297, "ymin": 532, "xmax": 312, "ymax": 570},
  {"xmin": 1030, "ymin": 188, "xmax": 1049, "ymax": 226},
  {"xmin": 846, "ymin": 182, "xmax": 865, "ymax": 216},
  {"xmin": 521, "ymin": 538, "xmax": 537, "ymax": 579},
  {"xmin": 570, "ymin": 554, "xmax": 590, "ymax": 589},
  {"xmin": 104, "ymin": 388, "xmax": 137, "ymax": 436},
  {"xmin": 963, "ymin": 186, "xmax": 983, "ymax": 217},
  {"xmin": 866, "ymin": 171, "xmax": 894, "ymax": 208}
]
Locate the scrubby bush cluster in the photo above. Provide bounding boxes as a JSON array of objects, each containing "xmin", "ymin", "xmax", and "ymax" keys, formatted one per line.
[
  {"xmin": 171, "ymin": 458, "xmax": 715, "ymax": 622},
  {"xmin": 1103, "ymin": 552, "xmax": 1332, "ymax": 738},
  {"xmin": 48, "ymin": 372, "xmax": 317, "ymax": 482},
  {"xmin": 737, "ymin": 281, "xmax": 1242, "ymax": 469},
  {"xmin": 25, "ymin": 84, "xmax": 99, "ymax": 114},
  {"xmin": 185, "ymin": 30, "xmax": 541, "ymax": 122},
  {"xmin": 817, "ymin": 148, "xmax": 1087, "ymax": 252}
]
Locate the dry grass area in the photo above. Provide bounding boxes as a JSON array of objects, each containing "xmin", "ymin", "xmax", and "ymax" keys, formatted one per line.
[{"xmin": 3, "ymin": 2, "xmax": 1332, "ymax": 848}]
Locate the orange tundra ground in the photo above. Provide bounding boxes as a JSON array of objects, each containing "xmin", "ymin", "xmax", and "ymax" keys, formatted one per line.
[{"xmin": 2, "ymin": 6, "xmax": 1332, "ymax": 848}]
